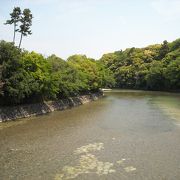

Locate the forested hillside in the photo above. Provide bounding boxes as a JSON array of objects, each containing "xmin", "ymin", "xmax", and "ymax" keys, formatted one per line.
[
  {"xmin": 100, "ymin": 39, "xmax": 180, "ymax": 91},
  {"xmin": 0, "ymin": 39, "xmax": 179, "ymax": 105}
]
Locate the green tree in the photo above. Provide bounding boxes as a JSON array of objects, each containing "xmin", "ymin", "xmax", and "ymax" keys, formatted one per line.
[
  {"xmin": 0, "ymin": 41, "xmax": 29, "ymax": 104},
  {"xmin": 96, "ymin": 61, "xmax": 115, "ymax": 88},
  {"xmin": 146, "ymin": 61, "xmax": 165, "ymax": 90},
  {"xmin": 21, "ymin": 51, "xmax": 58, "ymax": 100},
  {"xmin": 168, "ymin": 38, "xmax": 180, "ymax": 51},
  {"xmin": 18, "ymin": 9, "xmax": 33, "ymax": 48},
  {"xmin": 47, "ymin": 55, "xmax": 81, "ymax": 97},
  {"xmin": 100, "ymin": 38, "xmax": 180, "ymax": 90},
  {"xmin": 158, "ymin": 40, "xmax": 169, "ymax": 60},
  {"xmin": 68, "ymin": 55, "xmax": 101, "ymax": 90},
  {"xmin": 4, "ymin": 7, "xmax": 21, "ymax": 43},
  {"xmin": 0, "ymin": 64, "xmax": 3, "ymax": 96},
  {"xmin": 165, "ymin": 59, "xmax": 180, "ymax": 89}
]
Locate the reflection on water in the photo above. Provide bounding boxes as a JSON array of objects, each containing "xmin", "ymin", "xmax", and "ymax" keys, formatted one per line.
[
  {"xmin": 153, "ymin": 96, "xmax": 180, "ymax": 122},
  {"xmin": 0, "ymin": 90, "xmax": 180, "ymax": 180}
]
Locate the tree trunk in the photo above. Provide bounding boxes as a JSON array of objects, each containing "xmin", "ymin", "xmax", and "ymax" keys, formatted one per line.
[
  {"xmin": 19, "ymin": 33, "xmax": 23, "ymax": 48},
  {"xmin": 13, "ymin": 23, "xmax": 16, "ymax": 43},
  {"xmin": 0, "ymin": 65, "xmax": 4, "ymax": 96}
]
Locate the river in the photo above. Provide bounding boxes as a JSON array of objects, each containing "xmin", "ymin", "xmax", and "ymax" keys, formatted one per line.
[{"xmin": 0, "ymin": 90, "xmax": 180, "ymax": 180}]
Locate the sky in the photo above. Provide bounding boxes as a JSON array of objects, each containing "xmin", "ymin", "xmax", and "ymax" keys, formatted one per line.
[{"xmin": 0, "ymin": 0, "xmax": 180, "ymax": 59}]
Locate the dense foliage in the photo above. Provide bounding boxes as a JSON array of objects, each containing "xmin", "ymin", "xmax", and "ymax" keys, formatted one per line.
[
  {"xmin": 100, "ymin": 39, "xmax": 180, "ymax": 91},
  {"xmin": 0, "ymin": 39, "xmax": 179, "ymax": 105},
  {"xmin": 0, "ymin": 41, "xmax": 114, "ymax": 105}
]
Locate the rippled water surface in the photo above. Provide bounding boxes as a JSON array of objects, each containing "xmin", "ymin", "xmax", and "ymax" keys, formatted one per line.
[{"xmin": 0, "ymin": 90, "xmax": 180, "ymax": 180}]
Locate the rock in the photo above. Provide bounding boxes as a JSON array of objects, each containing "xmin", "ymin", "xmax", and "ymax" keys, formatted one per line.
[{"xmin": 0, "ymin": 92, "xmax": 103, "ymax": 122}]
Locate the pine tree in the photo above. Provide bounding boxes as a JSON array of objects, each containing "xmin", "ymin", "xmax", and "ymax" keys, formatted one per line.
[
  {"xmin": 18, "ymin": 9, "xmax": 33, "ymax": 48},
  {"xmin": 4, "ymin": 7, "xmax": 21, "ymax": 43}
]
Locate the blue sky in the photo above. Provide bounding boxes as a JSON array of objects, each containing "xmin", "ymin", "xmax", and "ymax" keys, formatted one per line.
[{"xmin": 0, "ymin": 0, "xmax": 180, "ymax": 59}]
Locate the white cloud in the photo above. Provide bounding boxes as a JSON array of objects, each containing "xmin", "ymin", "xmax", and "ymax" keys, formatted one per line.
[{"xmin": 151, "ymin": 0, "xmax": 180, "ymax": 20}]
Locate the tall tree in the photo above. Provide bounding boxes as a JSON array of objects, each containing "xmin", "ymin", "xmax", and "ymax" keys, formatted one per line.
[
  {"xmin": 18, "ymin": 9, "xmax": 33, "ymax": 48},
  {"xmin": 4, "ymin": 7, "xmax": 21, "ymax": 43},
  {"xmin": 0, "ymin": 64, "xmax": 4, "ymax": 96},
  {"xmin": 158, "ymin": 40, "xmax": 169, "ymax": 59}
]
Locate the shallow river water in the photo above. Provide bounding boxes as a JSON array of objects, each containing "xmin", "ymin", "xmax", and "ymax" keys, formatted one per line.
[{"xmin": 0, "ymin": 90, "xmax": 180, "ymax": 180}]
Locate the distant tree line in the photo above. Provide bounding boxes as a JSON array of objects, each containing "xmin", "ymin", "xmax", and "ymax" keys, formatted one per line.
[{"xmin": 100, "ymin": 39, "xmax": 180, "ymax": 91}]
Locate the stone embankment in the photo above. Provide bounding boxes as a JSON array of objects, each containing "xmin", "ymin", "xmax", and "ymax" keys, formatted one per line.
[{"xmin": 0, "ymin": 92, "xmax": 103, "ymax": 122}]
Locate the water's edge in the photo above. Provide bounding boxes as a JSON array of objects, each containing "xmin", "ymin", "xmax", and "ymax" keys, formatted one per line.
[{"xmin": 0, "ymin": 92, "xmax": 103, "ymax": 122}]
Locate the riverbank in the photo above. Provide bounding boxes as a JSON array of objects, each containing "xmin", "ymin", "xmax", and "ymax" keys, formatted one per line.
[{"xmin": 0, "ymin": 92, "xmax": 103, "ymax": 122}]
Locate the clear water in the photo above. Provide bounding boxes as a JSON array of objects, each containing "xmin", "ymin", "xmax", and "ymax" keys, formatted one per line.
[{"xmin": 0, "ymin": 90, "xmax": 180, "ymax": 180}]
